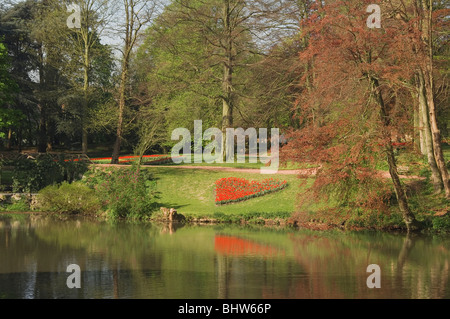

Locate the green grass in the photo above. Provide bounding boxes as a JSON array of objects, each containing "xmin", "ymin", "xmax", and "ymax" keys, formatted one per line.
[
  {"xmin": 145, "ymin": 166, "xmax": 311, "ymax": 219},
  {"xmin": 0, "ymin": 199, "xmax": 30, "ymax": 212}
]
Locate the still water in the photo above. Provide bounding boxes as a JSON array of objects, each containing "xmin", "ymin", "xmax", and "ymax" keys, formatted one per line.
[{"xmin": 0, "ymin": 213, "xmax": 449, "ymax": 299}]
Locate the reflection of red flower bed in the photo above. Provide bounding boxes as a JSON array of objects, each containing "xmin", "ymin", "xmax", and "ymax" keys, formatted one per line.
[
  {"xmin": 215, "ymin": 177, "xmax": 287, "ymax": 205},
  {"xmin": 215, "ymin": 235, "xmax": 281, "ymax": 256}
]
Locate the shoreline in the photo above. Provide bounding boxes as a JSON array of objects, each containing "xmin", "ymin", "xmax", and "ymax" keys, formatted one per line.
[{"xmin": 2, "ymin": 210, "xmax": 448, "ymax": 234}]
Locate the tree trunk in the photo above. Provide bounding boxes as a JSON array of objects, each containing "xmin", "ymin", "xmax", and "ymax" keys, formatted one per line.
[
  {"xmin": 417, "ymin": 72, "xmax": 443, "ymax": 192},
  {"xmin": 372, "ymin": 78, "xmax": 420, "ymax": 232},
  {"xmin": 111, "ymin": 42, "xmax": 130, "ymax": 164},
  {"xmin": 37, "ymin": 106, "xmax": 47, "ymax": 153},
  {"xmin": 385, "ymin": 143, "xmax": 419, "ymax": 232},
  {"xmin": 37, "ymin": 44, "xmax": 47, "ymax": 153},
  {"xmin": 111, "ymin": 80, "xmax": 126, "ymax": 164},
  {"xmin": 82, "ymin": 44, "xmax": 89, "ymax": 155},
  {"xmin": 420, "ymin": 0, "xmax": 450, "ymax": 198},
  {"xmin": 413, "ymin": 93, "xmax": 425, "ymax": 154},
  {"xmin": 7, "ymin": 129, "xmax": 12, "ymax": 150},
  {"xmin": 417, "ymin": 101, "xmax": 426, "ymax": 155},
  {"xmin": 424, "ymin": 74, "xmax": 450, "ymax": 198},
  {"xmin": 17, "ymin": 128, "xmax": 22, "ymax": 153},
  {"xmin": 221, "ymin": 1, "xmax": 234, "ymax": 162},
  {"xmin": 222, "ymin": 64, "xmax": 233, "ymax": 162}
]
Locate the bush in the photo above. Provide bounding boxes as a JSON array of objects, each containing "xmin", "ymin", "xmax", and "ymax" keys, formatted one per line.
[
  {"xmin": 82, "ymin": 166, "xmax": 156, "ymax": 219},
  {"xmin": 36, "ymin": 182, "xmax": 101, "ymax": 215},
  {"xmin": 432, "ymin": 216, "xmax": 450, "ymax": 232},
  {"xmin": 12, "ymin": 154, "xmax": 88, "ymax": 193}
]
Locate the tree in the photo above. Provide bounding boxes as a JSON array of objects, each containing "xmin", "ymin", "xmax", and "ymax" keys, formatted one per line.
[
  {"xmin": 284, "ymin": 0, "xmax": 423, "ymax": 231},
  {"xmin": 0, "ymin": 39, "xmax": 16, "ymax": 106},
  {"xmin": 385, "ymin": 0, "xmax": 449, "ymax": 197},
  {"xmin": 133, "ymin": 106, "xmax": 165, "ymax": 173},
  {"xmin": 416, "ymin": 0, "xmax": 449, "ymax": 198},
  {"xmin": 150, "ymin": 1, "xmax": 296, "ymax": 158},
  {"xmin": 0, "ymin": 0, "xmax": 40, "ymax": 150},
  {"xmin": 68, "ymin": 0, "xmax": 114, "ymax": 154},
  {"xmin": 111, "ymin": 0, "xmax": 158, "ymax": 164},
  {"xmin": 34, "ymin": 0, "xmax": 115, "ymax": 154},
  {"xmin": 0, "ymin": 38, "xmax": 22, "ymax": 147}
]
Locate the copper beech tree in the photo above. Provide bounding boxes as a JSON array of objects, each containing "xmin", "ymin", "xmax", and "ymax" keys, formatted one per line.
[{"xmin": 282, "ymin": 0, "xmax": 440, "ymax": 231}]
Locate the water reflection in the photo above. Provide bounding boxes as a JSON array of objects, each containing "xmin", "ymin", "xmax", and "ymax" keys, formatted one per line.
[
  {"xmin": 0, "ymin": 214, "xmax": 449, "ymax": 299},
  {"xmin": 214, "ymin": 235, "xmax": 283, "ymax": 257}
]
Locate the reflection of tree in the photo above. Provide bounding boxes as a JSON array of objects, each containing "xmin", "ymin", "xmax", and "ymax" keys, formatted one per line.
[
  {"xmin": 395, "ymin": 232, "xmax": 415, "ymax": 293},
  {"xmin": 113, "ymin": 266, "xmax": 119, "ymax": 299},
  {"xmin": 0, "ymin": 215, "xmax": 167, "ymax": 298},
  {"xmin": 394, "ymin": 233, "xmax": 449, "ymax": 299},
  {"xmin": 216, "ymin": 255, "xmax": 230, "ymax": 299},
  {"xmin": 2, "ymin": 216, "xmax": 450, "ymax": 299},
  {"xmin": 281, "ymin": 232, "xmax": 450, "ymax": 299}
]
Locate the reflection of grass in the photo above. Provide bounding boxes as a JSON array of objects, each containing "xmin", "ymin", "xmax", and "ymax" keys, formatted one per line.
[
  {"xmin": 145, "ymin": 166, "xmax": 311, "ymax": 218},
  {"xmin": 0, "ymin": 212, "xmax": 29, "ymax": 222}
]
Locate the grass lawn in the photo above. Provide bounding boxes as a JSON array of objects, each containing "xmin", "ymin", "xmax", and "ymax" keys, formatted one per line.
[{"xmin": 144, "ymin": 166, "xmax": 311, "ymax": 219}]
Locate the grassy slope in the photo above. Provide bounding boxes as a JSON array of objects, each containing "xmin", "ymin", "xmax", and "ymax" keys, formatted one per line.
[
  {"xmin": 144, "ymin": 166, "xmax": 311, "ymax": 219},
  {"xmin": 142, "ymin": 144, "xmax": 449, "ymax": 228}
]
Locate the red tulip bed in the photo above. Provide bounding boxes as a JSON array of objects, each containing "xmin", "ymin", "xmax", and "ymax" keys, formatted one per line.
[{"xmin": 215, "ymin": 177, "xmax": 288, "ymax": 206}]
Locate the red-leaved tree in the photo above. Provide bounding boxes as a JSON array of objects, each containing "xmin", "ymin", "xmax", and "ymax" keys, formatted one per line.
[{"xmin": 282, "ymin": 0, "xmax": 425, "ymax": 231}]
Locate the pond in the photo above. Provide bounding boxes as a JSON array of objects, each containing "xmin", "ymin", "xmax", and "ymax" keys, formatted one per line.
[{"xmin": 0, "ymin": 214, "xmax": 449, "ymax": 299}]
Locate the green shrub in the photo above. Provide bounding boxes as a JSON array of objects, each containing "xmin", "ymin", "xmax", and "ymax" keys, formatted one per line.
[
  {"xmin": 12, "ymin": 154, "xmax": 88, "ymax": 193},
  {"xmin": 37, "ymin": 181, "xmax": 101, "ymax": 215},
  {"xmin": 432, "ymin": 216, "xmax": 450, "ymax": 232},
  {"xmin": 82, "ymin": 166, "xmax": 156, "ymax": 219}
]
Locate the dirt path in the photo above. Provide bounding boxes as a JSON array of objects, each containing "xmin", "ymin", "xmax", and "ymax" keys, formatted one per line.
[
  {"xmin": 95, "ymin": 164, "xmax": 315, "ymax": 175},
  {"xmin": 94, "ymin": 164, "xmax": 424, "ymax": 179}
]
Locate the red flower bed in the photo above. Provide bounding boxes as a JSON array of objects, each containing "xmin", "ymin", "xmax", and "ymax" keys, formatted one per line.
[{"xmin": 215, "ymin": 177, "xmax": 288, "ymax": 205}]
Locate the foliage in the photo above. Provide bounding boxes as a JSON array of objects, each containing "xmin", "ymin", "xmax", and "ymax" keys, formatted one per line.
[
  {"xmin": 11, "ymin": 154, "xmax": 88, "ymax": 193},
  {"xmin": 36, "ymin": 181, "xmax": 101, "ymax": 215},
  {"xmin": 281, "ymin": 0, "xmax": 428, "ymax": 226},
  {"xmin": 432, "ymin": 216, "xmax": 450, "ymax": 232},
  {"xmin": 0, "ymin": 38, "xmax": 18, "ymax": 107},
  {"xmin": 0, "ymin": 38, "xmax": 21, "ymax": 142},
  {"xmin": 1, "ymin": 198, "xmax": 30, "ymax": 212},
  {"xmin": 82, "ymin": 166, "xmax": 157, "ymax": 219}
]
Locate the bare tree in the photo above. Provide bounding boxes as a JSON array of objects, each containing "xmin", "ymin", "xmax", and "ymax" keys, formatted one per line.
[
  {"xmin": 111, "ymin": 0, "xmax": 159, "ymax": 164},
  {"xmin": 166, "ymin": 0, "xmax": 297, "ymax": 160},
  {"xmin": 72, "ymin": 0, "xmax": 115, "ymax": 154}
]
